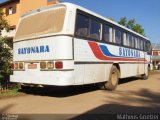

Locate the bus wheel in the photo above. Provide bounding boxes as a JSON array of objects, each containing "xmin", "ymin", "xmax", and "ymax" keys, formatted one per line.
[{"xmin": 104, "ymin": 66, "xmax": 119, "ymax": 91}]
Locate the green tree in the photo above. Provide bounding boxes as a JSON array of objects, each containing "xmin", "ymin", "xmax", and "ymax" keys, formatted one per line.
[
  {"xmin": 0, "ymin": 10, "xmax": 10, "ymax": 32},
  {"xmin": 133, "ymin": 24, "xmax": 145, "ymax": 35},
  {"xmin": 118, "ymin": 17, "xmax": 145, "ymax": 36},
  {"xmin": 0, "ymin": 9, "xmax": 11, "ymax": 89},
  {"xmin": 118, "ymin": 17, "xmax": 127, "ymax": 26},
  {"xmin": 108, "ymin": 17, "xmax": 115, "ymax": 21},
  {"xmin": 127, "ymin": 19, "xmax": 136, "ymax": 30}
]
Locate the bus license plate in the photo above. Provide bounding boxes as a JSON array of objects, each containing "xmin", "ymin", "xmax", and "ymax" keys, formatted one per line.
[{"xmin": 28, "ymin": 64, "xmax": 37, "ymax": 69}]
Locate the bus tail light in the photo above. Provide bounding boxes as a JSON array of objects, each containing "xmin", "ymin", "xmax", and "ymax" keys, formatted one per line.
[
  {"xmin": 40, "ymin": 62, "xmax": 47, "ymax": 69},
  {"xmin": 11, "ymin": 62, "xmax": 25, "ymax": 70},
  {"xmin": 11, "ymin": 63, "xmax": 14, "ymax": 70},
  {"xmin": 19, "ymin": 62, "xmax": 24, "ymax": 69},
  {"xmin": 15, "ymin": 63, "xmax": 19, "ymax": 69},
  {"xmin": 55, "ymin": 61, "xmax": 63, "ymax": 69},
  {"xmin": 47, "ymin": 62, "xmax": 54, "ymax": 69}
]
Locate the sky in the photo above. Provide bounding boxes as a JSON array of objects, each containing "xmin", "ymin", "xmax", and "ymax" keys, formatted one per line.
[{"xmin": 0, "ymin": 0, "xmax": 159, "ymax": 43}]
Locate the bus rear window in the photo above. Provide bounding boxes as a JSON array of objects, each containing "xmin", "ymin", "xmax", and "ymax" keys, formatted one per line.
[{"xmin": 14, "ymin": 7, "xmax": 66, "ymax": 41}]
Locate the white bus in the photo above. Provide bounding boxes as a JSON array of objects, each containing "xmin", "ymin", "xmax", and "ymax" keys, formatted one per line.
[{"xmin": 10, "ymin": 2, "xmax": 152, "ymax": 90}]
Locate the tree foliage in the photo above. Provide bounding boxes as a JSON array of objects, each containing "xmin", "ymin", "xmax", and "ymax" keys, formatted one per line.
[
  {"xmin": 118, "ymin": 17, "xmax": 127, "ymax": 26},
  {"xmin": 118, "ymin": 17, "xmax": 145, "ymax": 36},
  {"xmin": 0, "ymin": 38, "xmax": 12, "ymax": 85},
  {"xmin": 0, "ymin": 10, "xmax": 10, "ymax": 32},
  {"xmin": 108, "ymin": 17, "xmax": 115, "ymax": 21},
  {"xmin": 0, "ymin": 9, "xmax": 11, "ymax": 88}
]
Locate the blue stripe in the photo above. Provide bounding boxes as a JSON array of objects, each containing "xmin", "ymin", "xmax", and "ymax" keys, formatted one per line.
[
  {"xmin": 99, "ymin": 45, "xmax": 141, "ymax": 58},
  {"xmin": 100, "ymin": 45, "xmax": 119, "ymax": 57}
]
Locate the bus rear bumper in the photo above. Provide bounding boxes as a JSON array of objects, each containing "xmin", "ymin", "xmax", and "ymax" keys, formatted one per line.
[{"xmin": 10, "ymin": 71, "xmax": 75, "ymax": 86}]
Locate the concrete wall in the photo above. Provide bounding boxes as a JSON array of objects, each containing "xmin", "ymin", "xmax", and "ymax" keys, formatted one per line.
[
  {"xmin": 0, "ymin": 1, "xmax": 21, "ymax": 27},
  {"xmin": 0, "ymin": 0, "xmax": 60, "ymax": 27},
  {"xmin": 20, "ymin": 0, "xmax": 47, "ymax": 16},
  {"xmin": 0, "ymin": 0, "xmax": 60, "ymax": 38}
]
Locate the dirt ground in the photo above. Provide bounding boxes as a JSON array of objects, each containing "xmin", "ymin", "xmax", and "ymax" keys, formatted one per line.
[{"xmin": 0, "ymin": 71, "xmax": 160, "ymax": 119}]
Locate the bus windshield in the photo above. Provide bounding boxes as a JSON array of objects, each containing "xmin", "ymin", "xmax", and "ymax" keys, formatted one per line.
[{"xmin": 14, "ymin": 7, "xmax": 66, "ymax": 41}]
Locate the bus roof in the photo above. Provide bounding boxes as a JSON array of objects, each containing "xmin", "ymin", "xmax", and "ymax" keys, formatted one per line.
[{"xmin": 21, "ymin": 2, "xmax": 149, "ymax": 41}]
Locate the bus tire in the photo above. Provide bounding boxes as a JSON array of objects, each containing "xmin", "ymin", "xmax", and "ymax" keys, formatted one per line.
[{"xmin": 104, "ymin": 66, "xmax": 119, "ymax": 91}]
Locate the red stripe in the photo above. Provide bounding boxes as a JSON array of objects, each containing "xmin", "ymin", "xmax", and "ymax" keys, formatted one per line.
[{"xmin": 88, "ymin": 41, "xmax": 146, "ymax": 62}]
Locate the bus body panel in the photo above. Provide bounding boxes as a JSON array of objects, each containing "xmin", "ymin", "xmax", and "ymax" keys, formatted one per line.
[
  {"xmin": 119, "ymin": 64, "xmax": 138, "ymax": 78},
  {"xmin": 73, "ymin": 64, "xmax": 109, "ymax": 85},
  {"xmin": 13, "ymin": 36, "xmax": 73, "ymax": 61},
  {"xmin": 73, "ymin": 65, "xmax": 84, "ymax": 85},
  {"xmin": 74, "ymin": 38, "xmax": 146, "ymax": 80},
  {"xmin": 74, "ymin": 38, "xmax": 111, "ymax": 83},
  {"xmin": 10, "ymin": 36, "xmax": 75, "ymax": 86},
  {"xmin": 83, "ymin": 64, "xmax": 108, "ymax": 84},
  {"xmin": 74, "ymin": 66, "xmax": 109, "ymax": 85},
  {"xmin": 11, "ymin": 70, "xmax": 75, "ymax": 86}
]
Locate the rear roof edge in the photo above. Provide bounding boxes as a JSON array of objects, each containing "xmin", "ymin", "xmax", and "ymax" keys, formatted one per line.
[
  {"xmin": 20, "ymin": 2, "xmax": 149, "ymax": 40},
  {"xmin": 21, "ymin": 3, "xmax": 69, "ymax": 19}
]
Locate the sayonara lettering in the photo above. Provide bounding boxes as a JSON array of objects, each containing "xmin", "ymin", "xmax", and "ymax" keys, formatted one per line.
[
  {"xmin": 119, "ymin": 47, "xmax": 140, "ymax": 58},
  {"xmin": 18, "ymin": 45, "xmax": 50, "ymax": 54}
]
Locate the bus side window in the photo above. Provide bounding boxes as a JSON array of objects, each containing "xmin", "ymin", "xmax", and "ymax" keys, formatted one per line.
[
  {"xmin": 76, "ymin": 14, "xmax": 89, "ymax": 37},
  {"xmin": 126, "ymin": 34, "xmax": 131, "ymax": 46},
  {"xmin": 123, "ymin": 32, "xmax": 127, "ymax": 46},
  {"xmin": 77, "ymin": 28, "xmax": 88, "ymax": 36},
  {"xmin": 127, "ymin": 34, "xmax": 134, "ymax": 48},
  {"xmin": 140, "ymin": 39, "xmax": 144, "ymax": 50},
  {"xmin": 128, "ymin": 34, "xmax": 131, "ymax": 47},
  {"xmin": 114, "ymin": 29, "xmax": 121, "ymax": 45},
  {"xmin": 147, "ymin": 41, "xmax": 152, "ymax": 55},
  {"xmin": 144, "ymin": 40, "xmax": 147, "ymax": 52},
  {"xmin": 135, "ymin": 37, "xmax": 138, "ymax": 49},
  {"xmin": 137, "ymin": 38, "xmax": 141, "ymax": 50},
  {"xmin": 131, "ymin": 36, "xmax": 135, "ymax": 48},
  {"xmin": 123, "ymin": 33, "xmax": 134, "ymax": 48},
  {"xmin": 89, "ymin": 19, "xmax": 101, "ymax": 40},
  {"xmin": 103, "ymin": 25, "xmax": 112, "ymax": 43}
]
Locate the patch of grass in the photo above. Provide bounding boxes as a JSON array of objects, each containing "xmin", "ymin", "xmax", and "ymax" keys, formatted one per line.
[
  {"xmin": 0, "ymin": 88, "xmax": 18, "ymax": 97},
  {"xmin": 0, "ymin": 84, "xmax": 24, "ymax": 99}
]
